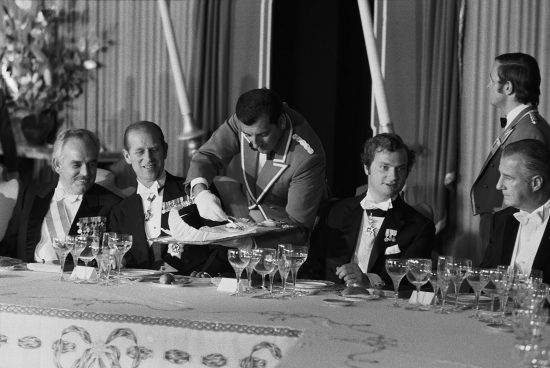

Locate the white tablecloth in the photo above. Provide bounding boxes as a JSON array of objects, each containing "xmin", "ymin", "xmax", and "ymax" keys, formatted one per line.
[{"xmin": 0, "ymin": 270, "xmax": 522, "ymax": 367}]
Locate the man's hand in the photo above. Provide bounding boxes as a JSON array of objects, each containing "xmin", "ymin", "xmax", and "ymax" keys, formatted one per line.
[
  {"xmin": 194, "ymin": 189, "xmax": 228, "ymax": 221},
  {"xmin": 335, "ymin": 262, "xmax": 365, "ymax": 287}
]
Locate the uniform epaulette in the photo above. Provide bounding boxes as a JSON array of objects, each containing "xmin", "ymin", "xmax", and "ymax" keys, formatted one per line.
[
  {"xmin": 528, "ymin": 110, "xmax": 539, "ymax": 124},
  {"xmin": 292, "ymin": 133, "xmax": 314, "ymax": 154}
]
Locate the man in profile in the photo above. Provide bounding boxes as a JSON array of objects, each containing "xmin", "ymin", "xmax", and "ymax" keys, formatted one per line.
[
  {"xmin": 110, "ymin": 121, "xmax": 230, "ymax": 275},
  {"xmin": 186, "ymin": 88, "xmax": 326, "ymax": 246},
  {"xmin": 481, "ymin": 139, "xmax": 550, "ymax": 283},
  {"xmin": 309, "ymin": 133, "xmax": 435, "ymax": 289},
  {"xmin": 0, "ymin": 129, "xmax": 121, "ymax": 262},
  {"xmin": 472, "ymin": 53, "xmax": 550, "ymax": 247}
]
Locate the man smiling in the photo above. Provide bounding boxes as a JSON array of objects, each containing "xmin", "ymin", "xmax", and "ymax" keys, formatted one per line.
[
  {"xmin": 0, "ymin": 129, "xmax": 121, "ymax": 262},
  {"xmin": 186, "ymin": 88, "xmax": 326, "ymax": 246},
  {"xmin": 309, "ymin": 133, "xmax": 435, "ymax": 289}
]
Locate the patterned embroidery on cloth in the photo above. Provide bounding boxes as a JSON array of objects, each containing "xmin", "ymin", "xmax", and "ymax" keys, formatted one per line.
[{"xmin": 292, "ymin": 134, "xmax": 314, "ymax": 154}]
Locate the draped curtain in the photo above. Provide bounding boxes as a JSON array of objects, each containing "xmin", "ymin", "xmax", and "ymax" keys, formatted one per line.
[
  {"xmin": 398, "ymin": 0, "xmax": 463, "ymax": 245},
  {"xmin": 454, "ymin": 0, "xmax": 550, "ymax": 263},
  {"xmin": 58, "ymin": 0, "xmax": 232, "ymax": 177}
]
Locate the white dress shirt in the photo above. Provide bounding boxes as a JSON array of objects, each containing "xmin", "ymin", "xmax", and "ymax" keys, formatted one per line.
[
  {"xmin": 35, "ymin": 184, "xmax": 83, "ymax": 262},
  {"xmin": 136, "ymin": 171, "xmax": 166, "ymax": 240},
  {"xmin": 509, "ymin": 198, "xmax": 550, "ymax": 275},
  {"xmin": 352, "ymin": 192, "xmax": 393, "ymax": 273}
]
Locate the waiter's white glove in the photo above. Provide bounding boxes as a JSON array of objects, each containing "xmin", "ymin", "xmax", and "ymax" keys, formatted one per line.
[{"xmin": 194, "ymin": 189, "xmax": 228, "ymax": 221}]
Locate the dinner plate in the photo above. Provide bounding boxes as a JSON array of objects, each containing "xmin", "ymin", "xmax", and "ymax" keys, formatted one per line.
[
  {"xmin": 323, "ymin": 298, "xmax": 355, "ymax": 307},
  {"xmin": 294, "ymin": 280, "xmax": 335, "ymax": 289},
  {"xmin": 343, "ymin": 294, "xmax": 381, "ymax": 301},
  {"xmin": 448, "ymin": 294, "xmax": 491, "ymax": 305},
  {"xmin": 120, "ymin": 269, "xmax": 164, "ymax": 278},
  {"xmin": 150, "ymin": 279, "xmax": 192, "ymax": 288}
]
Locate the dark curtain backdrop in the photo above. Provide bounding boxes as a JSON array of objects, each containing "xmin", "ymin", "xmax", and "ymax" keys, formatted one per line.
[{"xmin": 271, "ymin": 0, "xmax": 372, "ymax": 199}]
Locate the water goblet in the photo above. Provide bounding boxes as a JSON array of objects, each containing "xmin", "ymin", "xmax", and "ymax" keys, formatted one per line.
[
  {"xmin": 288, "ymin": 246, "xmax": 308, "ymax": 297},
  {"xmin": 52, "ymin": 237, "xmax": 72, "ymax": 281},
  {"xmin": 244, "ymin": 249, "xmax": 262, "ymax": 292},
  {"xmin": 385, "ymin": 258, "xmax": 409, "ymax": 307},
  {"xmin": 448, "ymin": 258, "xmax": 472, "ymax": 310},
  {"xmin": 254, "ymin": 248, "xmax": 277, "ymax": 290},
  {"xmin": 405, "ymin": 258, "xmax": 432, "ymax": 311},
  {"xmin": 227, "ymin": 249, "xmax": 252, "ymax": 296},
  {"xmin": 112, "ymin": 234, "xmax": 133, "ymax": 281},
  {"xmin": 466, "ymin": 268, "xmax": 491, "ymax": 318},
  {"xmin": 73, "ymin": 235, "xmax": 88, "ymax": 268}
]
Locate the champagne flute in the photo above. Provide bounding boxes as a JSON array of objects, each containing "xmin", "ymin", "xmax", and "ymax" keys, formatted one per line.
[
  {"xmin": 244, "ymin": 249, "xmax": 262, "ymax": 292},
  {"xmin": 405, "ymin": 258, "xmax": 432, "ymax": 311},
  {"xmin": 385, "ymin": 258, "xmax": 409, "ymax": 307},
  {"xmin": 435, "ymin": 266, "xmax": 453, "ymax": 314},
  {"xmin": 466, "ymin": 268, "xmax": 491, "ymax": 318},
  {"xmin": 277, "ymin": 248, "xmax": 292, "ymax": 298},
  {"xmin": 52, "ymin": 237, "xmax": 72, "ymax": 281},
  {"xmin": 448, "ymin": 258, "xmax": 472, "ymax": 310},
  {"xmin": 254, "ymin": 248, "xmax": 277, "ymax": 290},
  {"xmin": 227, "ymin": 249, "xmax": 251, "ymax": 296},
  {"xmin": 288, "ymin": 246, "xmax": 308, "ymax": 297}
]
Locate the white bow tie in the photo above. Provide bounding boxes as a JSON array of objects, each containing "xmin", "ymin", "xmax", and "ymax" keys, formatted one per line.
[
  {"xmin": 514, "ymin": 211, "xmax": 544, "ymax": 226},
  {"xmin": 54, "ymin": 187, "xmax": 82, "ymax": 203},
  {"xmin": 363, "ymin": 199, "xmax": 392, "ymax": 211}
]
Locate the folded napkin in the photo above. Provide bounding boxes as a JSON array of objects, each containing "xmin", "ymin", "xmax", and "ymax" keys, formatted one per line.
[{"xmin": 26, "ymin": 263, "xmax": 60, "ymax": 273}]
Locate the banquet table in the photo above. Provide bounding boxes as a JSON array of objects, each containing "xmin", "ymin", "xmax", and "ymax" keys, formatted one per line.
[{"xmin": 0, "ymin": 269, "xmax": 525, "ymax": 368}]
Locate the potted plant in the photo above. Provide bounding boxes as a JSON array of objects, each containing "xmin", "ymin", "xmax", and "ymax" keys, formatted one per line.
[{"xmin": 0, "ymin": 0, "xmax": 113, "ymax": 145}]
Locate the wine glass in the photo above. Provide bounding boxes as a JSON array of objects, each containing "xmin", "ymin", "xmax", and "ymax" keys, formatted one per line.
[
  {"xmin": 405, "ymin": 258, "xmax": 432, "ymax": 311},
  {"xmin": 227, "ymin": 249, "xmax": 251, "ymax": 296},
  {"xmin": 254, "ymin": 248, "xmax": 277, "ymax": 290},
  {"xmin": 288, "ymin": 246, "xmax": 308, "ymax": 297},
  {"xmin": 78, "ymin": 236, "xmax": 100, "ymax": 268},
  {"xmin": 277, "ymin": 247, "xmax": 292, "ymax": 298},
  {"xmin": 72, "ymin": 236, "xmax": 88, "ymax": 269},
  {"xmin": 385, "ymin": 258, "xmax": 409, "ymax": 307},
  {"xmin": 428, "ymin": 271, "xmax": 439, "ymax": 306},
  {"xmin": 112, "ymin": 234, "xmax": 133, "ymax": 281},
  {"xmin": 52, "ymin": 237, "xmax": 72, "ymax": 281},
  {"xmin": 244, "ymin": 249, "xmax": 262, "ymax": 292},
  {"xmin": 490, "ymin": 266, "xmax": 512, "ymax": 326},
  {"xmin": 448, "ymin": 258, "xmax": 472, "ymax": 310},
  {"xmin": 466, "ymin": 268, "xmax": 491, "ymax": 318}
]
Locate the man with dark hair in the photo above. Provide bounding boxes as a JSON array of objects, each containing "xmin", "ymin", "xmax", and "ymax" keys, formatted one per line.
[
  {"xmin": 472, "ymin": 53, "xmax": 550, "ymax": 247},
  {"xmin": 480, "ymin": 139, "xmax": 550, "ymax": 283},
  {"xmin": 110, "ymin": 121, "xmax": 230, "ymax": 274},
  {"xmin": 308, "ymin": 133, "xmax": 435, "ymax": 288},
  {"xmin": 0, "ymin": 129, "xmax": 121, "ymax": 262},
  {"xmin": 186, "ymin": 88, "xmax": 326, "ymax": 246}
]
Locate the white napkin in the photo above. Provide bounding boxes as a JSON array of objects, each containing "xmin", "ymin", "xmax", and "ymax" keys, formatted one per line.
[
  {"xmin": 26, "ymin": 263, "xmax": 60, "ymax": 273},
  {"xmin": 69, "ymin": 266, "xmax": 99, "ymax": 282}
]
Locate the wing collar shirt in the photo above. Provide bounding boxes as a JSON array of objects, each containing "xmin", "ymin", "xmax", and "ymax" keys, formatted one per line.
[
  {"xmin": 136, "ymin": 171, "xmax": 166, "ymax": 240},
  {"xmin": 35, "ymin": 184, "xmax": 83, "ymax": 262},
  {"xmin": 352, "ymin": 191, "xmax": 394, "ymax": 273},
  {"xmin": 510, "ymin": 197, "xmax": 550, "ymax": 275}
]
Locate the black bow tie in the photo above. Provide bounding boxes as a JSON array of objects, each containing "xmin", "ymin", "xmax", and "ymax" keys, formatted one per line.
[
  {"xmin": 500, "ymin": 117, "xmax": 507, "ymax": 128},
  {"xmin": 365, "ymin": 208, "xmax": 387, "ymax": 217}
]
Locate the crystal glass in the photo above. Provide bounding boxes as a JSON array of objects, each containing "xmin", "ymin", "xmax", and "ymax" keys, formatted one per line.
[
  {"xmin": 405, "ymin": 258, "xmax": 432, "ymax": 310},
  {"xmin": 96, "ymin": 252, "xmax": 112, "ymax": 286},
  {"xmin": 227, "ymin": 249, "xmax": 252, "ymax": 296},
  {"xmin": 244, "ymin": 249, "xmax": 262, "ymax": 292},
  {"xmin": 466, "ymin": 268, "xmax": 491, "ymax": 318},
  {"xmin": 428, "ymin": 271, "xmax": 439, "ymax": 306},
  {"xmin": 288, "ymin": 246, "xmax": 308, "ymax": 297},
  {"xmin": 254, "ymin": 248, "xmax": 277, "ymax": 290},
  {"xmin": 385, "ymin": 258, "xmax": 409, "ymax": 307},
  {"xmin": 490, "ymin": 265, "xmax": 513, "ymax": 326},
  {"xmin": 72, "ymin": 236, "xmax": 88, "ymax": 268},
  {"xmin": 78, "ymin": 235, "xmax": 100, "ymax": 268},
  {"xmin": 52, "ymin": 237, "xmax": 72, "ymax": 281},
  {"xmin": 435, "ymin": 266, "xmax": 453, "ymax": 314},
  {"xmin": 277, "ymin": 245, "xmax": 292, "ymax": 298},
  {"xmin": 111, "ymin": 234, "xmax": 133, "ymax": 281},
  {"xmin": 448, "ymin": 258, "xmax": 472, "ymax": 310}
]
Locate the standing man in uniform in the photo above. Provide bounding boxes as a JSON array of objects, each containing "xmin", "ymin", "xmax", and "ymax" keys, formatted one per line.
[
  {"xmin": 471, "ymin": 53, "xmax": 550, "ymax": 249},
  {"xmin": 186, "ymin": 88, "xmax": 326, "ymax": 246}
]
